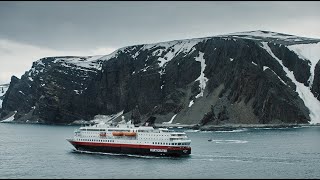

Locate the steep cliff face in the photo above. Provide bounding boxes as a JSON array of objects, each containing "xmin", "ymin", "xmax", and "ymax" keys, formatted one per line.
[
  {"xmin": 1, "ymin": 30, "xmax": 320, "ymax": 125},
  {"xmin": 0, "ymin": 83, "xmax": 9, "ymax": 109},
  {"xmin": 312, "ymin": 61, "xmax": 320, "ymax": 100}
]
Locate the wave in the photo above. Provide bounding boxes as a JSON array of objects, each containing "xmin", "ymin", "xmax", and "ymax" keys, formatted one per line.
[
  {"xmin": 215, "ymin": 128, "xmax": 248, "ymax": 133},
  {"xmin": 253, "ymin": 126, "xmax": 304, "ymax": 130},
  {"xmin": 184, "ymin": 130, "xmax": 200, "ymax": 133},
  {"xmin": 190, "ymin": 154, "xmax": 253, "ymax": 163},
  {"xmin": 71, "ymin": 149, "xmax": 174, "ymax": 159},
  {"xmin": 71, "ymin": 149, "xmax": 122, "ymax": 156},
  {"xmin": 198, "ymin": 129, "xmax": 248, "ymax": 133},
  {"xmin": 208, "ymin": 139, "xmax": 248, "ymax": 144},
  {"xmin": 199, "ymin": 131, "xmax": 213, "ymax": 133},
  {"xmin": 191, "ymin": 154, "xmax": 297, "ymax": 164}
]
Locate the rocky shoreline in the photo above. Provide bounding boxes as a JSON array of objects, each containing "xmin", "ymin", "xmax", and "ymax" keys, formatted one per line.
[
  {"xmin": 1, "ymin": 119, "xmax": 319, "ymax": 131},
  {"xmin": 155, "ymin": 123, "xmax": 320, "ymax": 131},
  {"xmin": 196, "ymin": 123, "xmax": 319, "ymax": 131}
]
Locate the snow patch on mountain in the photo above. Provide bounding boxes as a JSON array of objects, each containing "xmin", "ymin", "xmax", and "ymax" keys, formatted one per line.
[
  {"xmin": 263, "ymin": 66, "xmax": 287, "ymax": 85},
  {"xmin": 226, "ymin": 30, "xmax": 317, "ymax": 42},
  {"xmin": 29, "ymin": 55, "xmax": 103, "ymax": 79},
  {"xmin": 194, "ymin": 52, "xmax": 208, "ymax": 98},
  {"xmin": 151, "ymin": 40, "xmax": 204, "ymax": 68},
  {"xmin": 261, "ymin": 42, "xmax": 320, "ymax": 124},
  {"xmin": 162, "ymin": 114, "xmax": 177, "ymax": 124},
  {"xmin": 54, "ymin": 56, "xmax": 102, "ymax": 71},
  {"xmin": 287, "ymin": 42, "xmax": 320, "ymax": 87},
  {"xmin": 189, "ymin": 100, "xmax": 194, "ymax": 107},
  {"xmin": 99, "ymin": 48, "xmax": 125, "ymax": 61},
  {"xmin": 0, "ymin": 111, "xmax": 16, "ymax": 122},
  {"xmin": 0, "ymin": 84, "xmax": 8, "ymax": 97},
  {"xmin": 91, "ymin": 110, "xmax": 124, "ymax": 124},
  {"xmin": 0, "ymin": 84, "xmax": 9, "ymax": 108}
]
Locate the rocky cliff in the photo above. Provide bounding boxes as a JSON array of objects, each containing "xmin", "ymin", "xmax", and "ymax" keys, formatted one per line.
[
  {"xmin": 1, "ymin": 30, "xmax": 320, "ymax": 125},
  {"xmin": 0, "ymin": 84, "xmax": 9, "ymax": 109}
]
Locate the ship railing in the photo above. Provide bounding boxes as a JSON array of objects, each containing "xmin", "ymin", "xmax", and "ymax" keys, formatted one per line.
[
  {"xmin": 169, "ymin": 136, "xmax": 188, "ymax": 139},
  {"xmin": 169, "ymin": 138, "xmax": 190, "ymax": 142}
]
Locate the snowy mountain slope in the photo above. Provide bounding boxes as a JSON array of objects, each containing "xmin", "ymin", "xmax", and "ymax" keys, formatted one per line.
[
  {"xmin": 1, "ymin": 30, "xmax": 320, "ymax": 125},
  {"xmin": 260, "ymin": 42, "xmax": 320, "ymax": 124},
  {"xmin": 103, "ymin": 31, "xmax": 320, "ymax": 124},
  {"xmin": 225, "ymin": 30, "xmax": 320, "ymax": 45}
]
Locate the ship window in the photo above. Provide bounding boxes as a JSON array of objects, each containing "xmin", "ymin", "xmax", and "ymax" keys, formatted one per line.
[{"xmin": 178, "ymin": 143, "xmax": 181, "ymax": 145}]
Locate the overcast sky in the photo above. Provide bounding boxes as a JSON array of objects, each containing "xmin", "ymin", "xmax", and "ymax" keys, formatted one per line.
[{"xmin": 1, "ymin": 1, "xmax": 320, "ymax": 84}]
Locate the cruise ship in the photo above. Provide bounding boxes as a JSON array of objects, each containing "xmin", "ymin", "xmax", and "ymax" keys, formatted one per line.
[{"xmin": 66, "ymin": 117, "xmax": 191, "ymax": 157}]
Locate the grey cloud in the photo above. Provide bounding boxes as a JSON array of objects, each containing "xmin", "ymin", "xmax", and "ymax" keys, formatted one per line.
[{"xmin": 0, "ymin": 1, "xmax": 319, "ymax": 51}]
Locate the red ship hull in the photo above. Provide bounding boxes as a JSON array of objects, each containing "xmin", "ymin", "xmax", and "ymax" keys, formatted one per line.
[{"xmin": 67, "ymin": 139, "xmax": 191, "ymax": 157}]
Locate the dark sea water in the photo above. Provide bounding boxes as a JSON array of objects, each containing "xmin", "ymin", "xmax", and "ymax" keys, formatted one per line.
[{"xmin": 0, "ymin": 123, "xmax": 320, "ymax": 179}]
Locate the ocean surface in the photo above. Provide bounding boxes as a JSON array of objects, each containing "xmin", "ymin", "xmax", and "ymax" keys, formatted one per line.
[{"xmin": 0, "ymin": 123, "xmax": 320, "ymax": 179}]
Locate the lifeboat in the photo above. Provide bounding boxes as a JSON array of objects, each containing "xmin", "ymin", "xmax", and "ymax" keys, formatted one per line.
[
  {"xmin": 112, "ymin": 131, "xmax": 124, "ymax": 136},
  {"xmin": 123, "ymin": 132, "xmax": 137, "ymax": 136}
]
